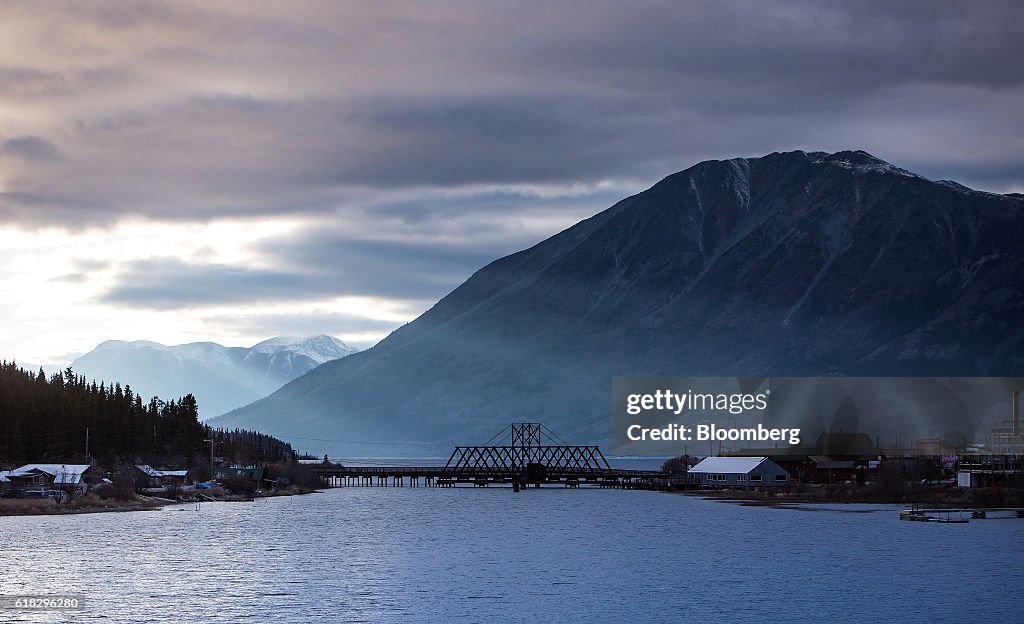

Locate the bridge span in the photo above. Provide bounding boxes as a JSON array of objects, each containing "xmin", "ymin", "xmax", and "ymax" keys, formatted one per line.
[{"xmin": 311, "ymin": 423, "xmax": 677, "ymax": 490}]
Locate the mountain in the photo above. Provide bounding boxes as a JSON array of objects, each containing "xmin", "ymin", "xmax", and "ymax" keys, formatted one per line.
[
  {"xmin": 245, "ymin": 335, "xmax": 358, "ymax": 379},
  {"xmin": 71, "ymin": 335, "xmax": 357, "ymax": 418},
  {"xmin": 212, "ymin": 151, "xmax": 1024, "ymax": 454}
]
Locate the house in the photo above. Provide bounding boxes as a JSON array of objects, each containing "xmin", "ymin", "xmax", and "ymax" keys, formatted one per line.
[
  {"xmin": 734, "ymin": 454, "xmax": 815, "ymax": 482},
  {"xmin": 1, "ymin": 464, "xmax": 91, "ymax": 496},
  {"xmin": 134, "ymin": 465, "xmax": 189, "ymax": 488},
  {"xmin": 688, "ymin": 456, "xmax": 790, "ymax": 488},
  {"xmin": 215, "ymin": 465, "xmax": 265, "ymax": 488}
]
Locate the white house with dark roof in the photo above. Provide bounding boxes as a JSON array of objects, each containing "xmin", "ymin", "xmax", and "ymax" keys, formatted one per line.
[{"xmin": 688, "ymin": 456, "xmax": 790, "ymax": 488}]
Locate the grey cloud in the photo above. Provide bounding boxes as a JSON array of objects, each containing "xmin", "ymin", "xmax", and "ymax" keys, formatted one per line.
[
  {"xmin": 1, "ymin": 136, "xmax": 62, "ymax": 160},
  {"xmin": 0, "ymin": 66, "xmax": 66, "ymax": 97},
  {"xmin": 99, "ymin": 236, "xmax": 499, "ymax": 309},
  {"xmin": 263, "ymin": 233, "xmax": 502, "ymax": 280},
  {"xmin": 0, "ymin": 65, "xmax": 139, "ymax": 100},
  {"xmin": 98, "ymin": 185, "xmax": 621, "ymax": 311},
  {"xmin": 0, "ymin": 91, "xmax": 645, "ymax": 225},
  {"xmin": 51, "ymin": 273, "xmax": 88, "ymax": 283},
  {"xmin": 100, "ymin": 260, "xmax": 302, "ymax": 308},
  {"xmin": 338, "ymin": 95, "xmax": 667, "ymax": 186},
  {"xmin": 1, "ymin": 0, "xmax": 1022, "ymax": 228},
  {"xmin": 49, "ymin": 258, "xmax": 112, "ymax": 284},
  {"xmin": 364, "ymin": 187, "xmax": 627, "ymax": 226},
  {"xmin": 526, "ymin": 1, "xmax": 1024, "ymax": 93}
]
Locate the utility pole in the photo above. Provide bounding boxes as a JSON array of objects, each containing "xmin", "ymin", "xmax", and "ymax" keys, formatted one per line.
[
  {"xmin": 204, "ymin": 438, "xmax": 215, "ymax": 482},
  {"xmin": 85, "ymin": 427, "xmax": 89, "ymax": 461}
]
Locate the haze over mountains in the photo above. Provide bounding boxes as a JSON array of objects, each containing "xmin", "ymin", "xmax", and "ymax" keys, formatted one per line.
[
  {"xmin": 213, "ymin": 150, "xmax": 1024, "ymax": 454},
  {"xmin": 72, "ymin": 335, "xmax": 357, "ymax": 419}
]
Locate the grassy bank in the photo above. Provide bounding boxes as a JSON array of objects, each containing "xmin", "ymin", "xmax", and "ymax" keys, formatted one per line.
[{"xmin": 0, "ymin": 493, "xmax": 169, "ymax": 516}]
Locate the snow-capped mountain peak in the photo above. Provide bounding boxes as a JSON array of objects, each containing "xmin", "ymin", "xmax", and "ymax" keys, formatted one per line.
[{"xmin": 249, "ymin": 335, "xmax": 356, "ymax": 364}]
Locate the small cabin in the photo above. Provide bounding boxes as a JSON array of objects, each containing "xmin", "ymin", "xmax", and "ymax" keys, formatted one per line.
[{"xmin": 215, "ymin": 465, "xmax": 266, "ymax": 489}]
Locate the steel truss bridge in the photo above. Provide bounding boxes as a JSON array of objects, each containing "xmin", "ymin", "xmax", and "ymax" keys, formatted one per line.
[{"xmin": 313, "ymin": 423, "xmax": 671, "ymax": 490}]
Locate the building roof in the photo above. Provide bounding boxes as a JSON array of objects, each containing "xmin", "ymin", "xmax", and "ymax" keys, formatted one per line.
[
  {"xmin": 137, "ymin": 465, "xmax": 188, "ymax": 478},
  {"xmin": 136, "ymin": 464, "xmax": 162, "ymax": 477},
  {"xmin": 690, "ymin": 457, "xmax": 768, "ymax": 474},
  {"xmin": 9, "ymin": 464, "xmax": 91, "ymax": 485}
]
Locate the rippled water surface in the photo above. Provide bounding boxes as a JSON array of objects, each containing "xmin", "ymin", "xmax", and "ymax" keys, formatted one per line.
[{"xmin": 1, "ymin": 488, "xmax": 1022, "ymax": 623}]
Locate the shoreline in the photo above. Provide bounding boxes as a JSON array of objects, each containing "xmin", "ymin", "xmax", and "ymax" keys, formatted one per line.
[
  {"xmin": 0, "ymin": 487, "xmax": 320, "ymax": 517},
  {"xmin": 0, "ymin": 497, "xmax": 168, "ymax": 516},
  {"xmin": 676, "ymin": 485, "xmax": 1024, "ymax": 509}
]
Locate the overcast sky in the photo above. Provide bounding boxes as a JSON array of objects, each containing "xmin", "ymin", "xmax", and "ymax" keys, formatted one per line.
[{"xmin": 1, "ymin": 0, "xmax": 1022, "ymax": 367}]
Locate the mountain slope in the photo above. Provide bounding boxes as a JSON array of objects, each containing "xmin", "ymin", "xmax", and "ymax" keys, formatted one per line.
[
  {"xmin": 213, "ymin": 151, "xmax": 1024, "ymax": 452},
  {"xmin": 71, "ymin": 335, "xmax": 357, "ymax": 418}
]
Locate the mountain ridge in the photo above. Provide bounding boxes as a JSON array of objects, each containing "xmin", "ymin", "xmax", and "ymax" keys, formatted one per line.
[
  {"xmin": 213, "ymin": 150, "xmax": 1024, "ymax": 453},
  {"xmin": 72, "ymin": 335, "xmax": 357, "ymax": 419}
]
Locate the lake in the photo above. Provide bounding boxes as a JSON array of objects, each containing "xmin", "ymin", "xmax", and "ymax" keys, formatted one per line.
[{"xmin": 1, "ymin": 487, "xmax": 1022, "ymax": 623}]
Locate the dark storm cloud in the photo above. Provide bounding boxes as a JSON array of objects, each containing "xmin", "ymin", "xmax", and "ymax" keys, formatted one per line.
[{"xmin": 1, "ymin": 0, "xmax": 1022, "ymax": 228}]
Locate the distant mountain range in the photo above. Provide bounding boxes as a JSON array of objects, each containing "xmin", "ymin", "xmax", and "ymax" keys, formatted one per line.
[
  {"xmin": 212, "ymin": 150, "xmax": 1024, "ymax": 454},
  {"xmin": 72, "ymin": 335, "xmax": 357, "ymax": 418}
]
